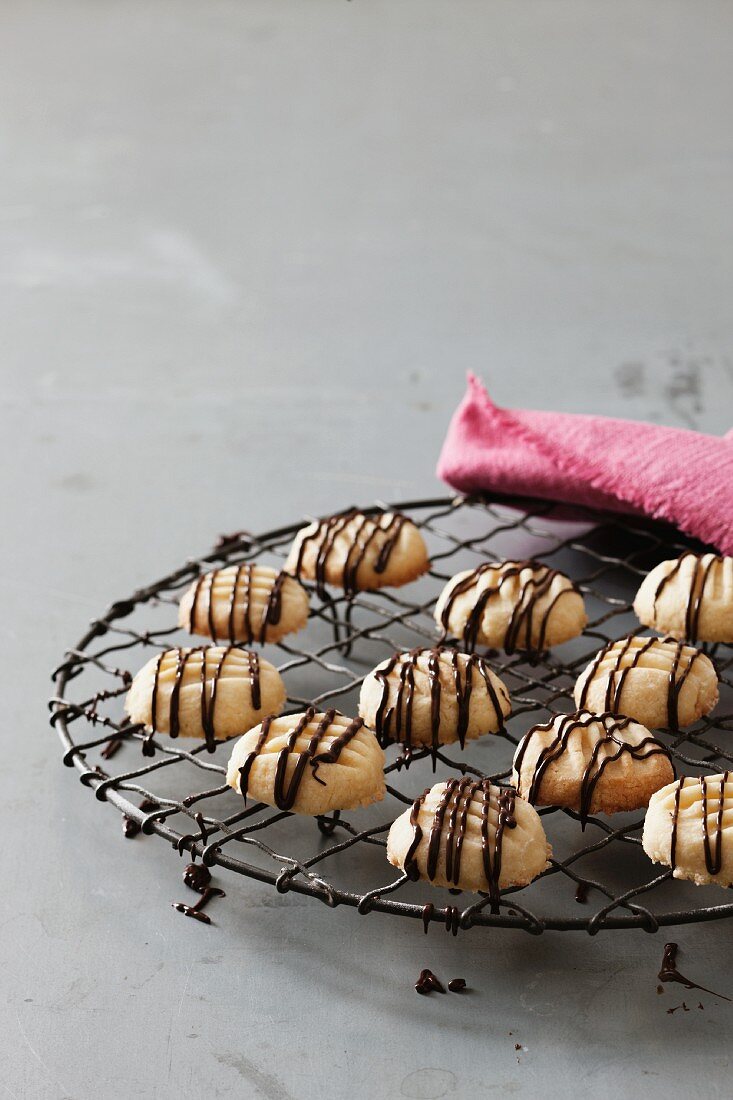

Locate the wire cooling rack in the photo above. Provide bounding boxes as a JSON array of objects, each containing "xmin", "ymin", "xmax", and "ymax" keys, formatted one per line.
[{"xmin": 50, "ymin": 495, "xmax": 733, "ymax": 935}]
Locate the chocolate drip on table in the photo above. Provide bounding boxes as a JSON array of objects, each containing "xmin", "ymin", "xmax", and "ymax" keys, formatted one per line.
[
  {"xmin": 237, "ymin": 707, "xmax": 363, "ymax": 811},
  {"xmin": 293, "ymin": 509, "xmax": 408, "ymax": 598},
  {"xmin": 415, "ymin": 968, "xmax": 445, "ymax": 995},
  {"xmin": 189, "ymin": 565, "xmax": 288, "ymax": 644},
  {"xmin": 439, "ymin": 560, "xmax": 578, "ymax": 654},
  {"xmin": 652, "ymin": 552, "xmax": 722, "ymax": 642},
  {"xmin": 372, "ymin": 647, "xmax": 507, "ymax": 758},
  {"xmin": 658, "ymin": 942, "xmax": 731, "ymax": 1001},
  {"xmin": 173, "ymin": 862, "xmax": 225, "ymax": 925},
  {"xmin": 514, "ymin": 711, "xmax": 672, "ymax": 825},
  {"xmin": 669, "ymin": 773, "xmax": 730, "ymax": 877},
  {"xmin": 577, "ymin": 635, "xmax": 704, "ymax": 731},
  {"xmin": 404, "ymin": 777, "xmax": 517, "ymax": 913},
  {"xmin": 150, "ymin": 646, "xmax": 261, "ymax": 751}
]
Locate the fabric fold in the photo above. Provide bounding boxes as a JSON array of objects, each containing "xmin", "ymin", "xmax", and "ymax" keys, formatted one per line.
[{"xmin": 437, "ymin": 374, "xmax": 733, "ymax": 554}]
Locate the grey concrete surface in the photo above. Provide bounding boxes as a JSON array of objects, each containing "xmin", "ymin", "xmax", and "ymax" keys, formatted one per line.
[{"xmin": 1, "ymin": 1, "xmax": 732, "ymax": 1097}]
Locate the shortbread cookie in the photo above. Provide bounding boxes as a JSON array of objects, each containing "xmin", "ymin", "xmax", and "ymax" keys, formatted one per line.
[
  {"xmin": 387, "ymin": 778, "xmax": 550, "ymax": 903},
  {"xmin": 179, "ymin": 564, "xmax": 309, "ymax": 645},
  {"xmin": 284, "ymin": 509, "xmax": 429, "ymax": 597},
  {"xmin": 435, "ymin": 560, "xmax": 586, "ymax": 653},
  {"xmin": 634, "ymin": 552, "xmax": 733, "ymax": 643},
  {"xmin": 574, "ymin": 635, "xmax": 718, "ymax": 730},
  {"xmin": 359, "ymin": 647, "xmax": 511, "ymax": 752},
  {"xmin": 125, "ymin": 646, "xmax": 285, "ymax": 748},
  {"xmin": 512, "ymin": 710, "xmax": 674, "ymax": 820},
  {"xmin": 643, "ymin": 773, "xmax": 733, "ymax": 887},
  {"xmin": 226, "ymin": 708, "xmax": 385, "ymax": 814}
]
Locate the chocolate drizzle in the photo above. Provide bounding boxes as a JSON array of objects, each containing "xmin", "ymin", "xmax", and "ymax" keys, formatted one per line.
[
  {"xmin": 292, "ymin": 509, "xmax": 409, "ymax": 598},
  {"xmin": 513, "ymin": 710, "xmax": 673, "ymax": 825},
  {"xmin": 189, "ymin": 565, "xmax": 288, "ymax": 645},
  {"xmin": 237, "ymin": 708, "xmax": 364, "ymax": 811},
  {"xmin": 404, "ymin": 778, "xmax": 517, "ymax": 913},
  {"xmin": 669, "ymin": 773, "xmax": 731, "ymax": 877},
  {"xmin": 577, "ymin": 635, "xmax": 705, "ymax": 731},
  {"xmin": 149, "ymin": 646, "xmax": 261, "ymax": 751},
  {"xmin": 439, "ymin": 560, "xmax": 578, "ymax": 653},
  {"xmin": 652, "ymin": 552, "xmax": 723, "ymax": 642},
  {"xmin": 371, "ymin": 647, "xmax": 508, "ymax": 757},
  {"xmin": 658, "ymin": 942, "xmax": 731, "ymax": 1000}
]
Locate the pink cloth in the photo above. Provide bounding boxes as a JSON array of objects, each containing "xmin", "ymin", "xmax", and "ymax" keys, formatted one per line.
[{"xmin": 437, "ymin": 374, "xmax": 733, "ymax": 554}]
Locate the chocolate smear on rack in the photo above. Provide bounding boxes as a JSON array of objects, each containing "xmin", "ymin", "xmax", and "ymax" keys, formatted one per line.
[
  {"xmin": 575, "ymin": 881, "xmax": 589, "ymax": 904},
  {"xmin": 658, "ymin": 942, "xmax": 731, "ymax": 1001},
  {"xmin": 122, "ymin": 799, "xmax": 159, "ymax": 839},
  {"xmin": 421, "ymin": 903, "xmax": 434, "ymax": 934}
]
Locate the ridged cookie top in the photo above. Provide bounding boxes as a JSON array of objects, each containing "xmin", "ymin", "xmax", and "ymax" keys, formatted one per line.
[
  {"xmin": 124, "ymin": 646, "xmax": 284, "ymax": 749},
  {"xmin": 359, "ymin": 646, "xmax": 511, "ymax": 752},
  {"xmin": 512, "ymin": 710, "xmax": 673, "ymax": 821},
  {"xmin": 574, "ymin": 634, "xmax": 717, "ymax": 730},
  {"xmin": 435, "ymin": 560, "xmax": 586, "ymax": 653},
  {"xmin": 389, "ymin": 777, "xmax": 549, "ymax": 904},
  {"xmin": 634, "ymin": 552, "xmax": 733, "ymax": 643},
  {"xmin": 226, "ymin": 708, "xmax": 385, "ymax": 813},
  {"xmin": 179, "ymin": 564, "xmax": 309, "ymax": 645},
  {"xmin": 645, "ymin": 773, "xmax": 733, "ymax": 883},
  {"xmin": 284, "ymin": 509, "xmax": 429, "ymax": 597}
]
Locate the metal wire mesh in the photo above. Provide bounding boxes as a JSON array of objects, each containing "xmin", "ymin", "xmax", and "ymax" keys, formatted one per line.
[{"xmin": 49, "ymin": 494, "xmax": 733, "ymax": 935}]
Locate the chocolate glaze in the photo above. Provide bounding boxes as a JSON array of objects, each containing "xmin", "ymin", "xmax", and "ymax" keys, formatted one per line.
[
  {"xmin": 669, "ymin": 774, "xmax": 731, "ymax": 878},
  {"xmin": 658, "ymin": 942, "xmax": 730, "ymax": 1001},
  {"xmin": 372, "ymin": 646, "xmax": 507, "ymax": 758},
  {"xmin": 448, "ymin": 978, "xmax": 467, "ymax": 992},
  {"xmin": 439, "ymin": 560, "xmax": 579, "ymax": 654},
  {"xmin": 237, "ymin": 707, "xmax": 364, "ymax": 811},
  {"xmin": 404, "ymin": 778, "xmax": 517, "ymax": 913},
  {"xmin": 292, "ymin": 509, "xmax": 409, "ymax": 598},
  {"xmin": 577, "ymin": 635, "xmax": 705, "ymax": 731},
  {"xmin": 513, "ymin": 710, "xmax": 673, "ymax": 825},
  {"xmin": 150, "ymin": 646, "xmax": 261, "ymax": 752},
  {"xmin": 652, "ymin": 552, "xmax": 722, "ymax": 642},
  {"xmin": 189, "ymin": 565, "xmax": 288, "ymax": 645}
]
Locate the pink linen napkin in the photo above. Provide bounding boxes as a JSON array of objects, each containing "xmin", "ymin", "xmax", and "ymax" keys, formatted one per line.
[{"xmin": 437, "ymin": 374, "xmax": 733, "ymax": 554}]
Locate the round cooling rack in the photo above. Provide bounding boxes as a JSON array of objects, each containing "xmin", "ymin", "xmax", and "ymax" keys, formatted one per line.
[{"xmin": 50, "ymin": 495, "xmax": 733, "ymax": 935}]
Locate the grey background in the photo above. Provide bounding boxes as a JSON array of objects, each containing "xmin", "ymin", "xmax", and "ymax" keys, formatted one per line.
[{"xmin": 2, "ymin": 1, "xmax": 733, "ymax": 1097}]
